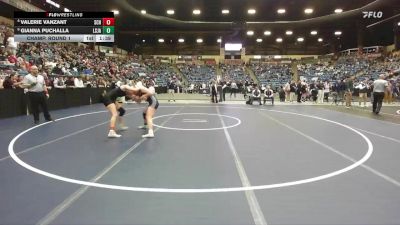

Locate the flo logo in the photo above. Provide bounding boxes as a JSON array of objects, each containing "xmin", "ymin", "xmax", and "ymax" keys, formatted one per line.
[{"xmin": 362, "ymin": 11, "xmax": 383, "ymax": 18}]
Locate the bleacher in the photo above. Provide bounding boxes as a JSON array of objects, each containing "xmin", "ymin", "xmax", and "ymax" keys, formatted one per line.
[
  {"xmin": 143, "ymin": 61, "xmax": 177, "ymax": 87},
  {"xmin": 250, "ymin": 63, "xmax": 292, "ymax": 88},
  {"xmin": 220, "ymin": 64, "xmax": 250, "ymax": 82},
  {"xmin": 177, "ymin": 64, "xmax": 216, "ymax": 85}
]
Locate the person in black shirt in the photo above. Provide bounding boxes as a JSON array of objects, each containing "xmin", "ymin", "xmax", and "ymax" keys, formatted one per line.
[
  {"xmin": 210, "ymin": 80, "xmax": 218, "ymax": 103},
  {"xmin": 296, "ymin": 81, "xmax": 303, "ymax": 103}
]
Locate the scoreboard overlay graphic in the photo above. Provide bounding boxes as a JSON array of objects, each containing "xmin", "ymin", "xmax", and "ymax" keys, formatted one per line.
[{"xmin": 14, "ymin": 12, "xmax": 114, "ymax": 42}]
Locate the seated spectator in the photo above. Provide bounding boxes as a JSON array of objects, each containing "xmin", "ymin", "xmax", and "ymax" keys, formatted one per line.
[
  {"xmin": 74, "ymin": 76, "xmax": 85, "ymax": 88},
  {"xmin": 7, "ymin": 51, "xmax": 17, "ymax": 64},
  {"xmin": 13, "ymin": 74, "xmax": 24, "ymax": 89},
  {"xmin": 2, "ymin": 73, "xmax": 16, "ymax": 89},
  {"xmin": 250, "ymin": 86, "xmax": 262, "ymax": 105},
  {"xmin": 54, "ymin": 76, "xmax": 66, "ymax": 88},
  {"xmin": 52, "ymin": 63, "xmax": 63, "ymax": 75},
  {"xmin": 65, "ymin": 77, "xmax": 75, "ymax": 88},
  {"xmin": 264, "ymin": 85, "xmax": 274, "ymax": 105}
]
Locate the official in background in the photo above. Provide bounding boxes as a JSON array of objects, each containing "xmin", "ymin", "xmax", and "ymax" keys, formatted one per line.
[
  {"xmin": 372, "ymin": 74, "xmax": 388, "ymax": 114},
  {"xmin": 21, "ymin": 65, "xmax": 53, "ymax": 124}
]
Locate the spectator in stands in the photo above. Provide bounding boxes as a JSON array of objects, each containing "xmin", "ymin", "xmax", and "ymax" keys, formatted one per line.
[
  {"xmin": 264, "ymin": 85, "xmax": 274, "ymax": 105},
  {"xmin": 7, "ymin": 50, "xmax": 17, "ymax": 64},
  {"xmin": 52, "ymin": 63, "xmax": 63, "ymax": 75},
  {"xmin": 250, "ymin": 85, "xmax": 262, "ymax": 105},
  {"xmin": 54, "ymin": 76, "xmax": 66, "ymax": 89},
  {"xmin": 5, "ymin": 30, "xmax": 17, "ymax": 55},
  {"xmin": 97, "ymin": 78, "xmax": 107, "ymax": 88},
  {"xmin": 2, "ymin": 73, "xmax": 15, "ymax": 89},
  {"xmin": 356, "ymin": 79, "xmax": 368, "ymax": 107},
  {"xmin": 0, "ymin": 46, "xmax": 6, "ymax": 61},
  {"xmin": 74, "ymin": 76, "xmax": 85, "ymax": 88},
  {"xmin": 12, "ymin": 74, "xmax": 24, "ymax": 89},
  {"xmin": 372, "ymin": 74, "xmax": 388, "ymax": 114},
  {"xmin": 65, "ymin": 77, "xmax": 75, "ymax": 88}
]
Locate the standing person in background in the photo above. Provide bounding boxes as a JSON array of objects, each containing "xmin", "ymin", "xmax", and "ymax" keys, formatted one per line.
[
  {"xmin": 338, "ymin": 79, "xmax": 346, "ymax": 105},
  {"xmin": 384, "ymin": 80, "xmax": 393, "ymax": 104},
  {"xmin": 289, "ymin": 81, "xmax": 296, "ymax": 103},
  {"xmin": 210, "ymin": 80, "xmax": 218, "ymax": 103},
  {"xmin": 167, "ymin": 77, "xmax": 176, "ymax": 102},
  {"xmin": 176, "ymin": 78, "xmax": 181, "ymax": 94},
  {"xmin": 345, "ymin": 76, "xmax": 354, "ymax": 108},
  {"xmin": 278, "ymin": 86, "xmax": 285, "ymax": 102},
  {"xmin": 221, "ymin": 81, "xmax": 227, "ymax": 102},
  {"xmin": 356, "ymin": 79, "xmax": 368, "ymax": 107},
  {"xmin": 217, "ymin": 79, "xmax": 223, "ymax": 102},
  {"xmin": 283, "ymin": 82, "xmax": 290, "ymax": 102},
  {"xmin": 230, "ymin": 80, "xmax": 238, "ymax": 98},
  {"xmin": 323, "ymin": 81, "xmax": 330, "ymax": 103},
  {"xmin": 372, "ymin": 74, "xmax": 388, "ymax": 115},
  {"xmin": 317, "ymin": 81, "xmax": 324, "ymax": 104},
  {"xmin": 296, "ymin": 80, "xmax": 303, "ymax": 103},
  {"xmin": 21, "ymin": 65, "xmax": 53, "ymax": 124}
]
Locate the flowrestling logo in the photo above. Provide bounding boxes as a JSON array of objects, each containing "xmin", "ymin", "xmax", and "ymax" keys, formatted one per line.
[{"xmin": 362, "ymin": 11, "xmax": 383, "ymax": 18}]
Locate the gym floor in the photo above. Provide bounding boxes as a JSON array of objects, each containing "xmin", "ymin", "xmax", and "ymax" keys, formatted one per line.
[{"xmin": 0, "ymin": 102, "xmax": 399, "ymax": 225}]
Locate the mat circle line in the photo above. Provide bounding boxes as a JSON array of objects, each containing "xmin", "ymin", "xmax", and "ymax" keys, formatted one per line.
[
  {"xmin": 8, "ymin": 106, "xmax": 373, "ymax": 193},
  {"xmin": 152, "ymin": 113, "xmax": 241, "ymax": 131}
]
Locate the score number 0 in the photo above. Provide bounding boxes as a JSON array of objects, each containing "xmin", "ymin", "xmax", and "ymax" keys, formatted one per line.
[{"xmin": 102, "ymin": 18, "xmax": 115, "ymax": 26}]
